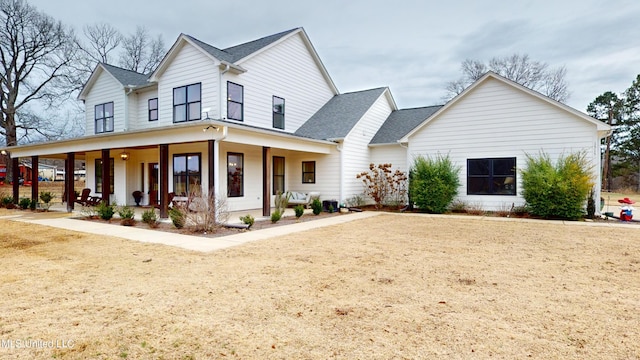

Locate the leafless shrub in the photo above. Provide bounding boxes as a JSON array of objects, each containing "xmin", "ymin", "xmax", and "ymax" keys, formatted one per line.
[
  {"xmin": 184, "ymin": 189, "xmax": 229, "ymax": 233},
  {"xmin": 495, "ymin": 203, "xmax": 513, "ymax": 217},
  {"xmin": 466, "ymin": 202, "xmax": 485, "ymax": 216}
]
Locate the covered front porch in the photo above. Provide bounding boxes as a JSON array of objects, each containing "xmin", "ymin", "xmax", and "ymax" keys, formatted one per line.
[{"xmin": 3, "ymin": 120, "xmax": 337, "ymax": 218}]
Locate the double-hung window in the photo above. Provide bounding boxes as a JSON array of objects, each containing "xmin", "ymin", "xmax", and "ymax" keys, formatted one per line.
[
  {"xmin": 273, "ymin": 96, "xmax": 285, "ymax": 129},
  {"xmin": 302, "ymin": 161, "xmax": 316, "ymax": 183},
  {"xmin": 227, "ymin": 153, "xmax": 244, "ymax": 197},
  {"xmin": 173, "ymin": 83, "xmax": 201, "ymax": 123},
  {"xmin": 95, "ymin": 102, "xmax": 114, "ymax": 134},
  {"xmin": 467, "ymin": 157, "xmax": 516, "ymax": 195},
  {"xmin": 227, "ymin": 82, "xmax": 243, "ymax": 121},
  {"xmin": 148, "ymin": 98, "xmax": 158, "ymax": 121},
  {"xmin": 173, "ymin": 153, "xmax": 201, "ymax": 196}
]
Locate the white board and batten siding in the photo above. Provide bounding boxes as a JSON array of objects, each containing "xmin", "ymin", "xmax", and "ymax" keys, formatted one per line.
[
  {"xmin": 408, "ymin": 77, "xmax": 601, "ymax": 211},
  {"xmin": 224, "ymin": 32, "xmax": 335, "ymax": 132},
  {"xmin": 341, "ymin": 93, "xmax": 394, "ymax": 202},
  {"xmin": 155, "ymin": 42, "xmax": 219, "ymax": 128},
  {"xmin": 83, "ymin": 70, "xmax": 125, "ymax": 136}
]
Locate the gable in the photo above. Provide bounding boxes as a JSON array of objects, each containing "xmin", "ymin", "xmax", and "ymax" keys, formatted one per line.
[{"xmin": 401, "ymin": 72, "xmax": 610, "ymax": 143}]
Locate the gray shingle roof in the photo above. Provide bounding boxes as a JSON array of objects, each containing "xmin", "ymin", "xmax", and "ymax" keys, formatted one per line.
[
  {"xmin": 101, "ymin": 63, "xmax": 150, "ymax": 87},
  {"xmin": 295, "ymin": 88, "xmax": 387, "ymax": 140},
  {"xmin": 370, "ymin": 105, "xmax": 443, "ymax": 144},
  {"xmin": 223, "ymin": 28, "xmax": 300, "ymax": 62},
  {"xmin": 184, "ymin": 28, "xmax": 299, "ymax": 64}
]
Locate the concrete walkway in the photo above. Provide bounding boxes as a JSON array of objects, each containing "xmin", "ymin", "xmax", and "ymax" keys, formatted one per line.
[{"xmin": 1, "ymin": 208, "xmax": 380, "ymax": 253}]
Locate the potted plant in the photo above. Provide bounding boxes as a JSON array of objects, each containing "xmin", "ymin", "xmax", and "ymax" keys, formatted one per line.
[{"xmin": 39, "ymin": 191, "xmax": 55, "ymax": 211}]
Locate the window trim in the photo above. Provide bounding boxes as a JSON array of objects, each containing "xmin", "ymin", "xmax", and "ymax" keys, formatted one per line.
[
  {"xmin": 273, "ymin": 156, "xmax": 285, "ymax": 195},
  {"xmin": 148, "ymin": 98, "xmax": 158, "ymax": 121},
  {"xmin": 94, "ymin": 102, "xmax": 114, "ymax": 134},
  {"xmin": 227, "ymin": 82, "xmax": 244, "ymax": 121},
  {"xmin": 227, "ymin": 152, "xmax": 244, "ymax": 197},
  {"xmin": 302, "ymin": 161, "xmax": 316, "ymax": 184},
  {"xmin": 172, "ymin": 153, "xmax": 202, "ymax": 196},
  {"xmin": 272, "ymin": 96, "xmax": 285, "ymax": 129},
  {"xmin": 466, "ymin": 157, "xmax": 516, "ymax": 196},
  {"xmin": 173, "ymin": 83, "xmax": 201, "ymax": 123},
  {"xmin": 95, "ymin": 158, "xmax": 114, "ymax": 194}
]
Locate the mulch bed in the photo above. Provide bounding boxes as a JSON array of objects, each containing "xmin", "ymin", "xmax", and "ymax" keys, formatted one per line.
[{"xmin": 78, "ymin": 210, "xmax": 345, "ymax": 238}]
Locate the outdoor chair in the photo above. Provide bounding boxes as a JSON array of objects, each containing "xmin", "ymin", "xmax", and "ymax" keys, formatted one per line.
[{"xmin": 74, "ymin": 188, "xmax": 92, "ymax": 206}]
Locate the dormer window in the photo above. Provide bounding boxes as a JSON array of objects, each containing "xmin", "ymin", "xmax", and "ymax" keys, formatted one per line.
[
  {"xmin": 173, "ymin": 83, "xmax": 201, "ymax": 123},
  {"xmin": 227, "ymin": 82, "xmax": 243, "ymax": 121}
]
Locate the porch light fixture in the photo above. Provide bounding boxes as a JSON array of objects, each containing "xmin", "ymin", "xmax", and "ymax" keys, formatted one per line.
[{"xmin": 120, "ymin": 150, "xmax": 129, "ymax": 161}]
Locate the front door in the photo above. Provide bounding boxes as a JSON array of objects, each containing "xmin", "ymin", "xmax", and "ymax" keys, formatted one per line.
[{"xmin": 149, "ymin": 162, "xmax": 159, "ymax": 205}]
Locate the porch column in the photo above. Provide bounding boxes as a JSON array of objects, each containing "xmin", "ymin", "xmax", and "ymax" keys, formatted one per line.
[
  {"xmin": 208, "ymin": 139, "xmax": 215, "ymax": 194},
  {"xmin": 101, "ymin": 149, "xmax": 110, "ymax": 205},
  {"xmin": 159, "ymin": 144, "xmax": 169, "ymax": 219},
  {"xmin": 31, "ymin": 156, "xmax": 38, "ymax": 207},
  {"xmin": 66, "ymin": 152, "xmax": 75, "ymax": 212},
  {"xmin": 12, "ymin": 157, "xmax": 19, "ymax": 204},
  {"xmin": 262, "ymin": 146, "xmax": 271, "ymax": 216}
]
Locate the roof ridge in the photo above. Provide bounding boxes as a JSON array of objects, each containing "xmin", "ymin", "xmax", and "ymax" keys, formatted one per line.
[{"xmin": 223, "ymin": 27, "xmax": 300, "ymax": 52}]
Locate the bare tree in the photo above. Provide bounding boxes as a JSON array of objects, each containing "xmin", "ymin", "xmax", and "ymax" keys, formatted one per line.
[
  {"xmin": 444, "ymin": 54, "xmax": 570, "ymax": 103},
  {"xmin": 118, "ymin": 26, "xmax": 165, "ymax": 74},
  {"xmin": 0, "ymin": 0, "xmax": 77, "ymax": 177},
  {"xmin": 71, "ymin": 22, "xmax": 122, "ymax": 90}
]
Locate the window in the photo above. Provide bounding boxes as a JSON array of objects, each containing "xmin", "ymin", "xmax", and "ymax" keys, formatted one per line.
[
  {"xmin": 273, "ymin": 96, "xmax": 285, "ymax": 129},
  {"xmin": 95, "ymin": 158, "xmax": 114, "ymax": 194},
  {"xmin": 173, "ymin": 83, "xmax": 201, "ymax": 123},
  {"xmin": 95, "ymin": 102, "xmax": 114, "ymax": 134},
  {"xmin": 467, "ymin": 157, "xmax": 516, "ymax": 195},
  {"xmin": 273, "ymin": 156, "xmax": 285, "ymax": 195},
  {"xmin": 302, "ymin": 161, "xmax": 315, "ymax": 183},
  {"xmin": 227, "ymin": 82, "xmax": 243, "ymax": 121},
  {"xmin": 148, "ymin": 98, "xmax": 158, "ymax": 121},
  {"xmin": 227, "ymin": 153, "xmax": 244, "ymax": 197},
  {"xmin": 173, "ymin": 154, "xmax": 201, "ymax": 196}
]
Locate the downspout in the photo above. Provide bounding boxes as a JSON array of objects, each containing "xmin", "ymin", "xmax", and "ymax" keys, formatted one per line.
[
  {"xmin": 215, "ymin": 63, "xmax": 231, "ymax": 196},
  {"xmin": 335, "ymin": 141, "xmax": 344, "ymax": 206},
  {"xmin": 218, "ymin": 63, "xmax": 230, "ymax": 120},
  {"xmin": 124, "ymin": 86, "xmax": 135, "ymax": 131}
]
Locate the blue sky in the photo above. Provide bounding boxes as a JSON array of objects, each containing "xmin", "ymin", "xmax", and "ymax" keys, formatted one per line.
[{"xmin": 29, "ymin": 0, "xmax": 640, "ymax": 113}]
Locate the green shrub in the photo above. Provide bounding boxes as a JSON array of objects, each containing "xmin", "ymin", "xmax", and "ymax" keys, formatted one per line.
[
  {"xmin": 1, "ymin": 195, "xmax": 14, "ymax": 208},
  {"xmin": 294, "ymin": 204, "xmax": 305, "ymax": 218},
  {"xmin": 118, "ymin": 205, "xmax": 135, "ymax": 226},
  {"xmin": 520, "ymin": 152, "xmax": 593, "ymax": 220},
  {"xmin": 96, "ymin": 202, "xmax": 115, "ymax": 220},
  {"xmin": 39, "ymin": 191, "xmax": 55, "ymax": 211},
  {"xmin": 270, "ymin": 210, "xmax": 282, "ymax": 223},
  {"xmin": 311, "ymin": 198, "xmax": 322, "ymax": 215},
  {"xmin": 18, "ymin": 198, "xmax": 31, "ymax": 210},
  {"xmin": 141, "ymin": 208, "xmax": 159, "ymax": 228},
  {"xmin": 239, "ymin": 214, "xmax": 255, "ymax": 228},
  {"xmin": 409, "ymin": 154, "xmax": 461, "ymax": 214},
  {"xmin": 169, "ymin": 207, "xmax": 185, "ymax": 229}
]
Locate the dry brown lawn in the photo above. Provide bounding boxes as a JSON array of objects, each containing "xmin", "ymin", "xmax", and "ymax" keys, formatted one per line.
[{"xmin": 0, "ymin": 210, "xmax": 639, "ymax": 359}]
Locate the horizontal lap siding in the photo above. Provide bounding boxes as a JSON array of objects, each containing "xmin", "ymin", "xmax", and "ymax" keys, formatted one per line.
[
  {"xmin": 408, "ymin": 78, "xmax": 599, "ymax": 210},
  {"xmin": 130, "ymin": 88, "xmax": 159, "ymax": 131},
  {"xmin": 84, "ymin": 72, "xmax": 124, "ymax": 135},
  {"xmin": 371, "ymin": 146, "xmax": 407, "ymax": 173},
  {"xmin": 226, "ymin": 33, "xmax": 335, "ymax": 132},
  {"xmin": 156, "ymin": 44, "xmax": 218, "ymax": 128},
  {"xmin": 342, "ymin": 94, "xmax": 393, "ymax": 202}
]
